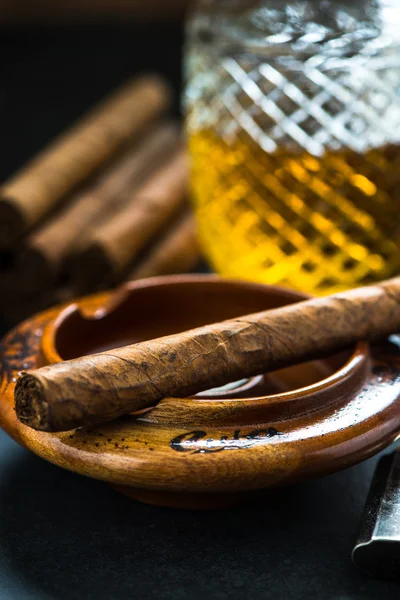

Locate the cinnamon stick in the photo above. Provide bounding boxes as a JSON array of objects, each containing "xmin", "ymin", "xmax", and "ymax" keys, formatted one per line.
[
  {"xmin": 0, "ymin": 76, "xmax": 172, "ymax": 247},
  {"xmin": 127, "ymin": 212, "xmax": 200, "ymax": 280},
  {"xmin": 15, "ymin": 276, "xmax": 400, "ymax": 432},
  {"xmin": 17, "ymin": 122, "xmax": 180, "ymax": 293},
  {"xmin": 67, "ymin": 148, "xmax": 188, "ymax": 292}
]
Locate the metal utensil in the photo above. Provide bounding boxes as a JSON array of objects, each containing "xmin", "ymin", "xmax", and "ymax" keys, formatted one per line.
[{"xmin": 353, "ymin": 450, "xmax": 400, "ymax": 579}]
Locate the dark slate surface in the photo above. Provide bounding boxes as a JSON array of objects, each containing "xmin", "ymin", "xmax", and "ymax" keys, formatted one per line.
[
  {"xmin": 0, "ymin": 21, "xmax": 399, "ymax": 600},
  {"xmin": 1, "ymin": 430, "xmax": 399, "ymax": 600}
]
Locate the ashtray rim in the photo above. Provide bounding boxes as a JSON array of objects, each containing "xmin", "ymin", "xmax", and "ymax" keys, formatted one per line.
[{"xmin": 1, "ymin": 274, "xmax": 399, "ymax": 499}]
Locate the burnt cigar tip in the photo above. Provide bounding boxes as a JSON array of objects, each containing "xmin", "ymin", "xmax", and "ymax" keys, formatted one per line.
[
  {"xmin": 0, "ymin": 196, "xmax": 26, "ymax": 248},
  {"xmin": 15, "ymin": 373, "xmax": 51, "ymax": 432}
]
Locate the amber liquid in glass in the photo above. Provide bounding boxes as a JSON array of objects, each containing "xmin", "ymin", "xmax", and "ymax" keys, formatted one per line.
[
  {"xmin": 190, "ymin": 130, "xmax": 400, "ymax": 295},
  {"xmin": 185, "ymin": 2, "xmax": 400, "ymax": 295}
]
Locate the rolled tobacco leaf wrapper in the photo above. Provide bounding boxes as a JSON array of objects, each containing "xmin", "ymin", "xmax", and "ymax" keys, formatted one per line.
[
  {"xmin": 67, "ymin": 148, "xmax": 189, "ymax": 292},
  {"xmin": 15, "ymin": 276, "xmax": 400, "ymax": 432},
  {"xmin": 0, "ymin": 75, "xmax": 172, "ymax": 247},
  {"xmin": 127, "ymin": 211, "xmax": 200, "ymax": 280},
  {"xmin": 16, "ymin": 122, "xmax": 180, "ymax": 293}
]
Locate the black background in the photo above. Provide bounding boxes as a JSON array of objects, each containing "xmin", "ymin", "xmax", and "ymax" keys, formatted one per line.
[{"xmin": 0, "ymin": 21, "xmax": 400, "ymax": 600}]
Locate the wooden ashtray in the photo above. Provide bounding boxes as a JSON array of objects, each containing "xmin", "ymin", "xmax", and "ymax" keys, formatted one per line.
[{"xmin": 1, "ymin": 275, "xmax": 400, "ymax": 510}]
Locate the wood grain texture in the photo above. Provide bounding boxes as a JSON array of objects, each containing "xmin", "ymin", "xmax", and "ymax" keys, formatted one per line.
[{"xmin": 1, "ymin": 276, "xmax": 400, "ymax": 508}]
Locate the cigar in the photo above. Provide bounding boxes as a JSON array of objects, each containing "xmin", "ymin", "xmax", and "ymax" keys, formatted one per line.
[
  {"xmin": 0, "ymin": 76, "xmax": 172, "ymax": 247},
  {"xmin": 67, "ymin": 148, "xmax": 188, "ymax": 292},
  {"xmin": 127, "ymin": 212, "xmax": 200, "ymax": 280},
  {"xmin": 15, "ymin": 276, "xmax": 400, "ymax": 432},
  {"xmin": 17, "ymin": 122, "xmax": 180, "ymax": 293}
]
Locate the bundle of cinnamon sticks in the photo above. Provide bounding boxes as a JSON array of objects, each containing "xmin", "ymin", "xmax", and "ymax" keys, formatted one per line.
[{"xmin": 0, "ymin": 75, "xmax": 201, "ymax": 325}]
